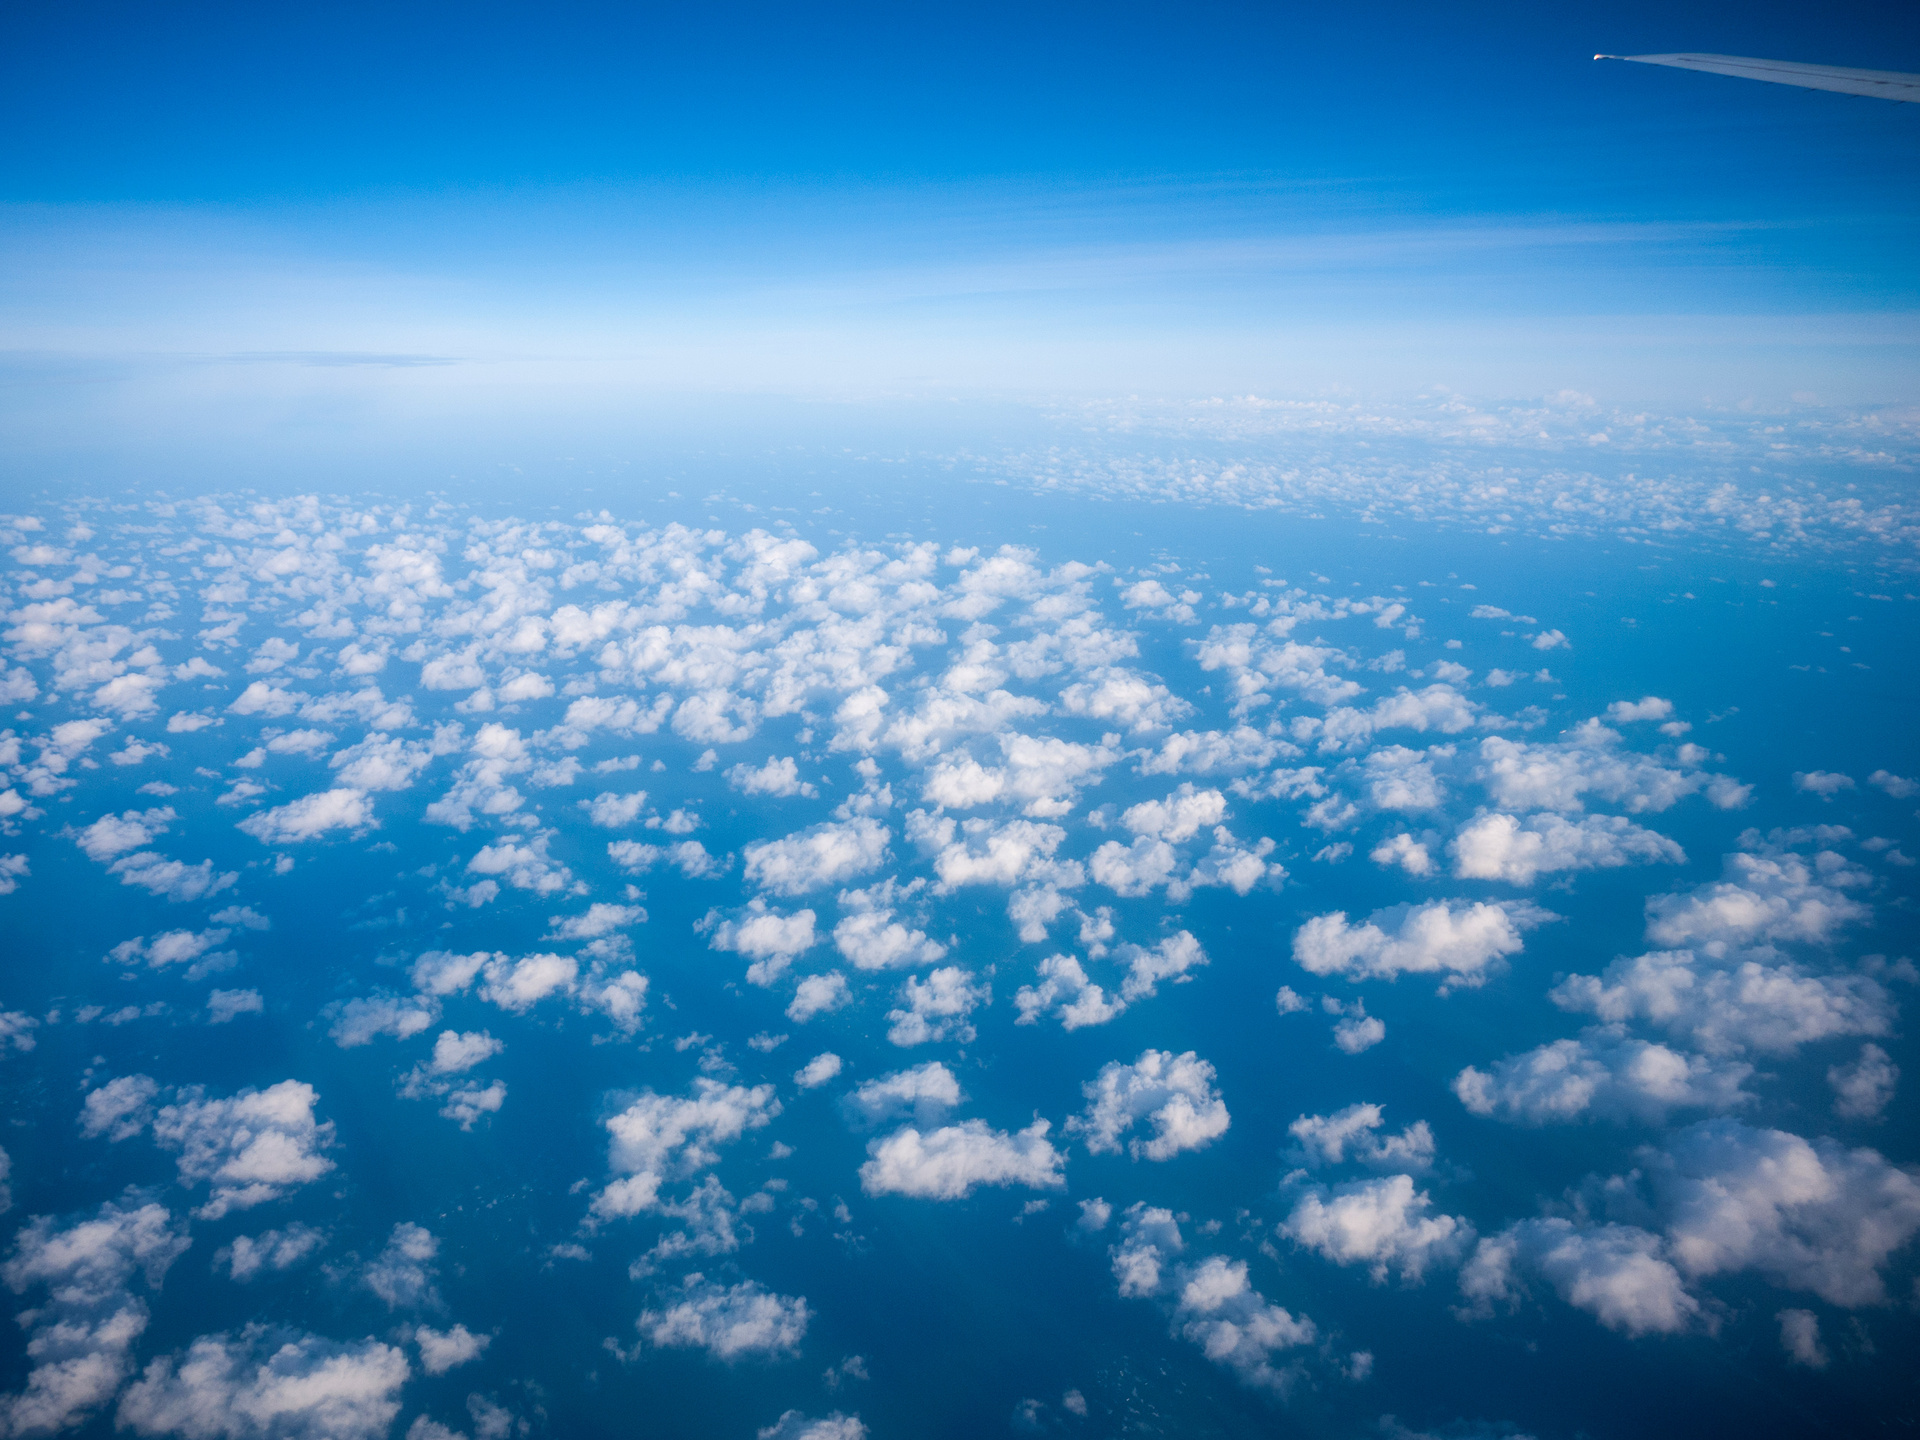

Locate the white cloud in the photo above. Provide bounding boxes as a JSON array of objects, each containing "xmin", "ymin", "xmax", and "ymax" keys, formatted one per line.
[
  {"xmin": 1115, "ymin": 931, "xmax": 1207, "ymax": 1003},
  {"xmin": 106, "ymin": 852, "xmax": 232, "ymax": 904},
  {"xmin": 1452, "ymin": 1027, "xmax": 1752, "ymax": 1125},
  {"xmin": 915, "ymin": 814, "xmax": 1074, "ymax": 891},
  {"xmin": 885, "ymin": 966, "xmax": 988, "ymax": 1046},
  {"xmin": 1088, "ymin": 836, "xmax": 1179, "ymax": 897},
  {"xmin": 206, "ymin": 990, "xmax": 263, "ymax": 1025},
  {"xmin": 1370, "ymin": 833, "xmax": 1435, "ymax": 877},
  {"xmin": 82, "ymin": 1074, "xmax": 159, "ymax": 1140},
  {"xmin": 236, "ymin": 788, "xmax": 375, "ymax": 844},
  {"xmin": 727, "ymin": 756, "xmax": 817, "ymax": 798},
  {"xmin": 228, "ymin": 680, "xmax": 309, "ymax": 717},
  {"xmin": 1793, "ymin": 770, "xmax": 1855, "ymax": 799},
  {"xmin": 215, "ymin": 1225, "xmax": 325, "ymax": 1283},
  {"xmin": 581, "ymin": 791, "xmax": 648, "ymax": 827},
  {"xmin": 1549, "ymin": 948, "xmax": 1894, "ymax": 1057},
  {"xmin": 1333, "ymin": 1014, "xmax": 1386, "ymax": 1053},
  {"xmin": 1643, "ymin": 851, "xmax": 1870, "ymax": 955},
  {"xmin": 1293, "ymin": 900, "xmax": 1548, "ymax": 989},
  {"xmin": 1282, "ymin": 1174, "xmax": 1472, "ymax": 1283},
  {"xmin": 109, "ymin": 927, "xmax": 234, "ymax": 973},
  {"xmin": 1013, "ymin": 955, "xmax": 1124, "ymax": 1030},
  {"xmin": 1449, "ymin": 811, "xmax": 1684, "ymax": 884},
  {"xmin": 757, "ymin": 1412, "xmax": 866, "ymax": 1440},
  {"xmin": 414, "ymin": 1324, "xmax": 489, "ymax": 1376},
  {"xmin": 859, "ymin": 1119, "xmax": 1065, "ymax": 1200},
  {"xmin": 1777, "ymin": 1308, "xmax": 1828, "ymax": 1368},
  {"xmin": 1068, "ymin": 1050, "xmax": 1229, "ymax": 1160},
  {"xmin": 117, "ymin": 1327, "xmax": 409, "ymax": 1440},
  {"xmin": 150, "ymin": 1080, "xmax": 336, "ymax": 1218},
  {"xmin": 410, "ymin": 950, "xmax": 496, "ymax": 997},
  {"xmin": 465, "ymin": 830, "xmax": 574, "ymax": 897},
  {"xmin": 1868, "ymin": 769, "xmax": 1917, "ymax": 799},
  {"xmin": 1107, "ymin": 1205, "xmax": 1319, "ymax": 1395},
  {"xmin": 637, "ymin": 1275, "xmax": 809, "ymax": 1361},
  {"xmin": 478, "ymin": 953, "xmax": 577, "ymax": 1012},
  {"xmin": 1459, "ymin": 1218, "xmax": 1698, "ymax": 1337},
  {"xmin": 1120, "ymin": 784, "xmax": 1227, "ymax": 843},
  {"xmin": 1473, "ymin": 725, "xmax": 1733, "ymax": 814},
  {"xmin": 831, "ymin": 882, "xmax": 947, "ymax": 970},
  {"xmin": 74, "ymin": 806, "xmax": 176, "ymax": 861},
  {"xmin": 329, "ymin": 733, "xmax": 438, "ymax": 792},
  {"xmin": 0, "ymin": 1199, "xmax": 190, "ymax": 1437},
  {"xmin": 327, "ymin": 994, "xmax": 438, "ymax": 1048},
  {"xmin": 547, "ymin": 902, "xmax": 644, "ymax": 940},
  {"xmin": 706, "ymin": 902, "xmax": 819, "ymax": 987},
  {"xmin": 1829, "ymin": 1043, "xmax": 1898, "ymax": 1120},
  {"xmin": 786, "ymin": 972, "xmax": 851, "ymax": 1023},
  {"xmin": 745, "ymin": 819, "xmax": 889, "ymax": 897},
  {"xmin": 794, "ymin": 1053, "xmax": 843, "ymax": 1089},
  {"xmin": 1461, "ymin": 1119, "xmax": 1920, "ymax": 1333},
  {"xmin": 1286, "ymin": 1104, "xmax": 1435, "ymax": 1172},
  {"xmin": 363, "ymin": 1223, "xmax": 439, "ymax": 1310},
  {"xmin": 593, "ymin": 1079, "xmax": 781, "ymax": 1219},
  {"xmin": 1605, "ymin": 696, "xmax": 1674, "ymax": 723},
  {"xmin": 842, "ymin": 1062, "xmax": 962, "ymax": 1129}
]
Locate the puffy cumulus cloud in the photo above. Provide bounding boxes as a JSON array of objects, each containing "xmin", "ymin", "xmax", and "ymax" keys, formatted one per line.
[
  {"xmin": 581, "ymin": 791, "xmax": 647, "ymax": 827},
  {"xmin": 593, "ymin": 1079, "xmax": 781, "ymax": 1219},
  {"xmin": 327, "ymin": 994, "xmax": 438, "ymax": 1048},
  {"xmin": 1286, "ymin": 1105, "xmax": 1436, "ymax": 1173},
  {"xmin": 104, "ymin": 850, "xmax": 232, "ymax": 904},
  {"xmin": 116, "ymin": 1326, "xmax": 410, "ymax": 1440},
  {"xmin": 1115, "ymin": 932, "xmax": 1208, "ymax": 1004},
  {"xmin": 908, "ymin": 813, "xmax": 1080, "ymax": 894},
  {"xmin": 150, "ymin": 1081, "xmax": 336, "ymax": 1219},
  {"xmin": 1013, "ymin": 955, "xmax": 1124, "ymax": 1031},
  {"xmin": 363, "ymin": 1223, "xmax": 439, "ymax": 1310},
  {"xmin": 842, "ymin": 1062, "xmax": 962, "ymax": 1129},
  {"xmin": 1282, "ymin": 1175, "xmax": 1473, "ymax": 1283},
  {"xmin": 412, "ymin": 1324, "xmax": 489, "ymax": 1376},
  {"xmin": 1829, "ymin": 1044, "xmax": 1898, "ymax": 1120},
  {"xmin": 463, "ymin": 829, "xmax": 575, "ymax": 898},
  {"xmin": 1778, "ymin": 1307, "xmax": 1828, "ymax": 1368},
  {"xmin": 1459, "ymin": 1218, "xmax": 1700, "ymax": 1338},
  {"xmin": 1370, "ymin": 833, "xmax": 1436, "ymax": 877},
  {"xmin": 216, "ymin": 1225, "xmax": 325, "ymax": 1283},
  {"xmin": 1135, "ymin": 726, "xmax": 1289, "ymax": 778},
  {"xmin": 477, "ymin": 953, "xmax": 577, "ymax": 1013},
  {"xmin": 726, "ymin": 756, "xmax": 816, "ymax": 798},
  {"xmin": 207, "ymin": 990, "xmax": 264, "ymax": 1025},
  {"xmin": 859, "ymin": 1119, "xmax": 1065, "ymax": 1200},
  {"xmin": 1068, "ymin": 1050, "xmax": 1229, "ymax": 1161},
  {"xmin": 1473, "ymin": 724, "xmax": 1745, "ymax": 816},
  {"xmin": 1088, "ymin": 835, "xmax": 1179, "ymax": 897},
  {"xmin": 1650, "ymin": 1120, "xmax": 1920, "ymax": 1307},
  {"xmin": 609, "ymin": 838, "xmax": 724, "ymax": 879},
  {"xmin": 885, "ymin": 967, "xmax": 988, "ymax": 1046},
  {"xmin": 1058, "ymin": 666, "xmax": 1192, "ymax": 732},
  {"xmin": 1463, "ymin": 1119, "xmax": 1920, "ymax": 1332},
  {"xmin": 1793, "ymin": 770, "xmax": 1855, "ymax": 799},
  {"xmin": 1642, "ymin": 850, "xmax": 1871, "ymax": 956},
  {"xmin": 1305, "ymin": 685, "xmax": 1479, "ymax": 755},
  {"xmin": 409, "ymin": 950, "xmax": 495, "ymax": 998},
  {"xmin": 74, "ymin": 806, "xmax": 175, "ymax": 861},
  {"xmin": 1119, "ymin": 784, "xmax": 1226, "ymax": 843},
  {"xmin": 831, "ymin": 880, "xmax": 947, "ymax": 970},
  {"xmin": 921, "ymin": 733, "xmax": 1119, "ymax": 818},
  {"xmin": 1449, "ymin": 812, "xmax": 1684, "ymax": 885},
  {"xmin": 756, "ymin": 1412, "xmax": 866, "ymax": 1440},
  {"xmin": 1361, "ymin": 745, "xmax": 1449, "ymax": 812},
  {"xmin": 327, "ymin": 733, "xmax": 442, "ymax": 792},
  {"xmin": 82, "ymin": 1074, "xmax": 161, "ymax": 1141},
  {"xmin": 1452, "ymin": 1027, "xmax": 1752, "ymax": 1125},
  {"xmin": 1605, "ymin": 696, "xmax": 1674, "ymax": 724},
  {"xmin": 108, "ymin": 927, "xmax": 235, "ymax": 975},
  {"xmin": 793, "ymin": 1053, "xmax": 843, "ymax": 1090},
  {"xmin": 1108, "ymin": 1206, "xmax": 1320, "ymax": 1396},
  {"xmin": 1293, "ymin": 901, "xmax": 1549, "ymax": 990},
  {"xmin": 0, "ymin": 1198, "xmax": 190, "ymax": 1437},
  {"xmin": 546, "ymin": 902, "xmax": 645, "ymax": 941},
  {"xmin": 786, "ymin": 972, "xmax": 851, "ymax": 1024},
  {"xmin": 1548, "ymin": 949, "xmax": 1894, "ymax": 1057},
  {"xmin": 236, "ymin": 788, "xmax": 376, "ymax": 844},
  {"xmin": 705, "ymin": 902, "xmax": 819, "ymax": 987},
  {"xmin": 636, "ymin": 1275, "xmax": 809, "ymax": 1362}
]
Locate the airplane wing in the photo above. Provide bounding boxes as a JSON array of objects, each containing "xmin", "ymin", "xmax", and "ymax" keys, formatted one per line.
[{"xmin": 1595, "ymin": 52, "xmax": 1920, "ymax": 103}]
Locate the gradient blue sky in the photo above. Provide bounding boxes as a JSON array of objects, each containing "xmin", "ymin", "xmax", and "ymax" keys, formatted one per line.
[{"xmin": 2, "ymin": 0, "xmax": 1919, "ymax": 482}]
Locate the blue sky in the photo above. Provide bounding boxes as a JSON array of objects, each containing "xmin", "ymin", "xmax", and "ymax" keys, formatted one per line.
[{"xmin": 2, "ymin": 0, "xmax": 1918, "ymax": 442}]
